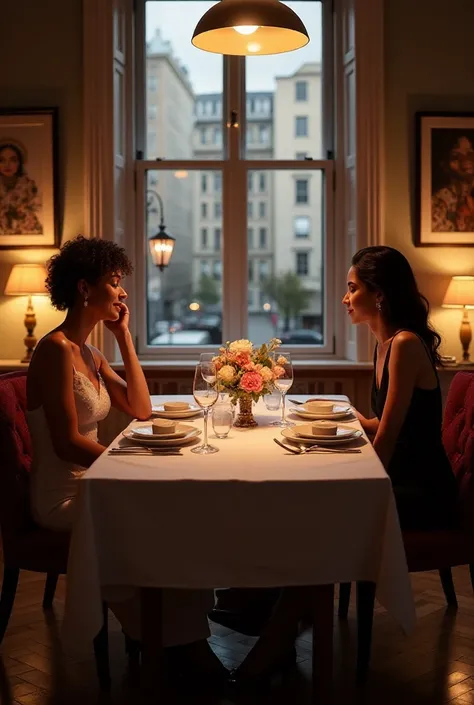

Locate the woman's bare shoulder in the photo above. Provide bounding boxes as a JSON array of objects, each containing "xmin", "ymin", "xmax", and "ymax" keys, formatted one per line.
[{"xmin": 30, "ymin": 332, "xmax": 73, "ymax": 370}]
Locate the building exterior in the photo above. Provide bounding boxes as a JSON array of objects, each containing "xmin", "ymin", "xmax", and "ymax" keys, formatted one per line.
[
  {"xmin": 273, "ymin": 62, "xmax": 324, "ymax": 332},
  {"xmin": 145, "ymin": 29, "xmax": 195, "ymax": 341}
]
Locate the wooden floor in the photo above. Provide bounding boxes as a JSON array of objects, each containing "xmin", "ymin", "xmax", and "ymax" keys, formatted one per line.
[{"xmin": 1, "ymin": 565, "xmax": 474, "ymax": 705}]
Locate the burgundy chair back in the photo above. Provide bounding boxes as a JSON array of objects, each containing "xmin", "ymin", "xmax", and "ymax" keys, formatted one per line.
[
  {"xmin": 0, "ymin": 372, "xmax": 34, "ymax": 548},
  {"xmin": 443, "ymin": 371, "xmax": 474, "ymax": 533}
]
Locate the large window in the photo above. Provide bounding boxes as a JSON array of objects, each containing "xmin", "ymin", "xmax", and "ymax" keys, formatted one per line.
[{"xmin": 135, "ymin": 0, "xmax": 333, "ymax": 354}]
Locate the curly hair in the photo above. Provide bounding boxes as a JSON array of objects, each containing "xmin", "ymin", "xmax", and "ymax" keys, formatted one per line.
[
  {"xmin": 352, "ymin": 246, "xmax": 442, "ymax": 366},
  {"xmin": 46, "ymin": 236, "xmax": 133, "ymax": 311}
]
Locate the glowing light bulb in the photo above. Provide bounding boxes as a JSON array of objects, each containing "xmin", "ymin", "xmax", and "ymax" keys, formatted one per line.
[
  {"xmin": 247, "ymin": 42, "xmax": 261, "ymax": 53},
  {"xmin": 233, "ymin": 25, "xmax": 259, "ymax": 35}
]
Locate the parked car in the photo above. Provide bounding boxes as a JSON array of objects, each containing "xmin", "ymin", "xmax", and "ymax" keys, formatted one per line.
[
  {"xmin": 280, "ymin": 329, "xmax": 323, "ymax": 345},
  {"xmin": 154, "ymin": 320, "xmax": 183, "ymax": 335},
  {"xmin": 150, "ymin": 330, "xmax": 212, "ymax": 345}
]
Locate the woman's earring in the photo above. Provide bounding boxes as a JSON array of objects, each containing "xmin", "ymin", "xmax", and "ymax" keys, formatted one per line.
[
  {"xmin": 376, "ymin": 300, "xmax": 382, "ymax": 312},
  {"xmin": 84, "ymin": 296, "xmax": 89, "ymax": 308}
]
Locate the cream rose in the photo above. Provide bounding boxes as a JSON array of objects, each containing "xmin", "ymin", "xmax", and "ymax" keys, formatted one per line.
[
  {"xmin": 259, "ymin": 366, "xmax": 274, "ymax": 383},
  {"xmin": 228, "ymin": 339, "xmax": 253, "ymax": 355},
  {"xmin": 217, "ymin": 365, "xmax": 235, "ymax": 383}
]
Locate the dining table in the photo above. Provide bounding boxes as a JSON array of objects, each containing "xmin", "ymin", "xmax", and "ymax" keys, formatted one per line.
[{"xmin": 62, "ymin": 394, "xmax": 415, "ymax": 702}]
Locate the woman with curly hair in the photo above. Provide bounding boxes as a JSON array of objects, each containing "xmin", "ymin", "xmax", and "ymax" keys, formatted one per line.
[{"xmin": 26, "ymin": 236, "xmax": 225, "ymax": 681}]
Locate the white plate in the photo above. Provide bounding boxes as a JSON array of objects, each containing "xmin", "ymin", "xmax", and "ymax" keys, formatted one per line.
[
  {"xmin": 152, "ymin": 404, "xmax": 203, "ymax": 419},
  {"xmin": 282, "ymin": 426, "xmax": 362, "ymax": 446},
  {"xmin": 130, "ymin": 422, "xmax": 191, "ymax": 440},
  {"xmin": 122, "ymin": 426, "xmax": 201, "ymax": 446},
  {"xmin": 291, "ymin": 423, "xmax": 360, "ymax": 441},
  {"xmin": 290, "ymin": 405, "xmax": 352, "ymax": 420}
]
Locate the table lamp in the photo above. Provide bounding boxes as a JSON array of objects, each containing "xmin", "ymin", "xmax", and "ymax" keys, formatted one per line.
[
  {"xmin": 442, "ymin": 275, "xmax": 474, "ymax": 365},
  {"xmin": 4, "ymin": 264, "xmax": 48, "ymax": 363}
]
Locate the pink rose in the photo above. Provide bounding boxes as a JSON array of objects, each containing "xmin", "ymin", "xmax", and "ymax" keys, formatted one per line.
[{"xmin": 240, "ymin": 371, "xmax": 264, "ymax": 394}]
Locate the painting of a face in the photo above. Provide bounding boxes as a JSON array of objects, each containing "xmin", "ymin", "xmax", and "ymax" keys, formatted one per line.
[{"xmin": 0, "ymin": 147, "xmax": 20, "ymax": 178}]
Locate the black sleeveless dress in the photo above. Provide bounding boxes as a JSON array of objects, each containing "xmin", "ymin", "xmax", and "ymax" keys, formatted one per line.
[{"xmin": 372, "ymin": 332, "xmax": 457, "ymax": 530}]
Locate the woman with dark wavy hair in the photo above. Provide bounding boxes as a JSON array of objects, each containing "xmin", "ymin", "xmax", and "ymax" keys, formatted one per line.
[
  {"xmin": 230, "ymin": 246, "xmax": 458, "ymax": 687},
  {"xmin": 342, "ymin": 245, "xmax": 456, "ymax": 530}
]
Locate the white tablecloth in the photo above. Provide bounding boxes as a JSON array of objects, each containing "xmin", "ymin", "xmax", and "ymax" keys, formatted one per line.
[{"xmin": 63, "ymin": 395, "xmax": 415, "ymax": 654}]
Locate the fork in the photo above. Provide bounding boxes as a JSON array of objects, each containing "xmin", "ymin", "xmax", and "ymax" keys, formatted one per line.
[{"xmin": 273, "ymin": 438, "xmax": 361, "ymax": 455}]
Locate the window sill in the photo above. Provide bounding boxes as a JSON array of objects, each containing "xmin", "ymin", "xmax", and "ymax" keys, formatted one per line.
[{"xmin": 108, "ymin": 359, "xmax": 375, "ymax": 372}]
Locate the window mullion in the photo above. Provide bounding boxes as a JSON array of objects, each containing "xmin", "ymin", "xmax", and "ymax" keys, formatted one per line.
[{"xmin": 222, "ymin": 56, "xmax": 248, "ymax": 342}]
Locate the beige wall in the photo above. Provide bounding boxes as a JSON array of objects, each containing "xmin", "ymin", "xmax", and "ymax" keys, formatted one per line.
[
  {"xmin": 384, "ymin": 0, "xmax": 474, "ymax": 358},
  {"xmin": 0, "ymin": 0, "xmax": 83, "ymax": 360}
]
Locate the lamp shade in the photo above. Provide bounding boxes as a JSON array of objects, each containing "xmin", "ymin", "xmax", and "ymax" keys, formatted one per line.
[
  {"xmin": 442, "ymin": 276, "xmax": 474, "ymax": 308},
  {"xmin": 4, "ymin": 264, "xmax": 48, "ymax": 296},
  {"xmin": 191, "ymin": 0, "xmax": 309, "ymax": 56}
]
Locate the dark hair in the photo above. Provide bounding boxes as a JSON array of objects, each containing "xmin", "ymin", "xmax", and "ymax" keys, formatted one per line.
[
  {"xmin": 352, "ymin": 246, "xmax": 442, "ymax": 366},
  {"xmin": 0, "ymin": 143, "xmax": 25, "ymax": 177},
  {"xmin": 46, "ymin": 235, "xmax": 133, "ymax": 311}
]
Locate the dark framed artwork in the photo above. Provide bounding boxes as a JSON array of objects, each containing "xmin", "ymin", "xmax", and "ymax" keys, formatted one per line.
[
  {"xmin": 0, "ymin": 108, "xmax": 59, "ymax": 249},
  {"xmin": 415, "ymin": 112, "xmax": 474, "ymax": 247}
]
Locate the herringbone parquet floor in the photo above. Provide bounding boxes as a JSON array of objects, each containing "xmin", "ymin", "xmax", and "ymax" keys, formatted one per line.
[{"xmin": 1, "ymin": 564, "xmax": 474, "ymax": 705}]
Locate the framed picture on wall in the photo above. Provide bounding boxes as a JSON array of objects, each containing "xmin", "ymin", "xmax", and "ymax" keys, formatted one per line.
[
  {"xmin": 0, "ymin": 108, "xmax": 59, "ymax": 249},
  {"xmin": 415, "ymin": 112, "xmax": 474, "ymax": 247}
]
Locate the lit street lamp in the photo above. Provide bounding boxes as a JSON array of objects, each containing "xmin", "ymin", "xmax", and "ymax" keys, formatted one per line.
[{"xmin": 147, "ymin": 189, "xmax": 176, "ymax": 271}]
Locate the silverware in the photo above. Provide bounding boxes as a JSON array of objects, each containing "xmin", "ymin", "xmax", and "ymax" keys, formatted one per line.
[
  {"xmin": 273, "ymin": 438, "xmax": 361, "ymax": 455},
  {"xmin": 297, "ymin": 443, "xmax": 361, "ymax": 455},
  {"xmin": 109, "ymin": 447, "xmax": 182, "ymax": 455}
]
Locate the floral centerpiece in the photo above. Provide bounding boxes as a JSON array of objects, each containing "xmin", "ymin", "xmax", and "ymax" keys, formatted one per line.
[{"xmin": 213, "ymin": 337, "xmax": 285, "ymax": 427}]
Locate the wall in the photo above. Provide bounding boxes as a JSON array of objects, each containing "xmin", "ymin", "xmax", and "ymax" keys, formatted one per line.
[
  {"xmin": 384, "ymin": 0, "xmax": 474, "ymax": 359},
  {"xmin": 0, "ymin": 0, "xmax": 83, "ymax": 360}
]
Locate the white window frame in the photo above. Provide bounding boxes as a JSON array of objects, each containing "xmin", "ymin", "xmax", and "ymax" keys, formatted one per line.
[{"xmin": 82, "ymin": 0, "xmax": 384, "ymax": 363}]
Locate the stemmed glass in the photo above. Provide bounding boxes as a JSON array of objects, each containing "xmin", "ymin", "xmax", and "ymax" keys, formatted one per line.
[
  {"xmin": 272, "ymin": 352, "xmax": 294, "ymax": 428},
  {"xmin": 192, "ymin": 363, "xmax": 219, "ymax": 454}
]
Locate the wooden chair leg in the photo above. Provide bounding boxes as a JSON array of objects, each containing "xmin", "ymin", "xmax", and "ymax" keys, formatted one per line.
[
  {"xmin": 309, "ymin": 584, "xmax": 334, "ymax": 705},
  {"xmin": 93, "ymin": 602, "xmax": 111, "ymax": 690},
  {"xmin": 439, "ymin": 568, "xmax": 458, "ymax": 607},
  {"xmin": 356, "ymin": 581, "xmax": 376, "ymax": 684},
  {"xmin": 338, "ymin": 582, "xmax": 351, "ymax": 619},
  {"xmin": 469, "ymin": 563, "xmax": 474, "ymax": 593},
  {"xmin": 42, "ymin": 573, "xmax": 59, "ymax": 609},
  {"xmin": 0, "ymin": 566, "xmax": 20, "ymax": 644}
]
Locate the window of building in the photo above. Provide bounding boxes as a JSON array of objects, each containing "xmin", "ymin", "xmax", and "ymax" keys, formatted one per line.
[
  {"xmin": 213, "ymin": 260, "xmax": 222, "ymax": 280},
  {"xmin": 248, "ymin": 227, "xmax": 254, "ymax": 250},
  {"xmin": 295, "ymin": 179, "xmax": 309, "ymax": 204},
  {"xmin": 296, "ymin": 152, "xmax": 308, "ymax": 160},
  {"xmin": 148, "ymin": 74, "xmax": 157, "ymax": 92},
  {"xmin": 295, "ymin": 81, "xmax": 308, "ymax": 101},
  {"xmin": 294, "ymin": 216, "xmax": 311, "ymax": 238},
  {"xmin": 148, "ymin": 104, "xmax": 157, "ymax": 119},
  {"xmin": 296, "ymin": 252, "xmax": 309, "ymax": 276},
  {"xmin": 295, "ymin": 116, "xmax": 308, "ymax": 137},
  {"xmin": 135, "ymin": 0, "xmax": 333, "ymax": 355},
  {"xmin": 259, "ymin": 259, "xmax": 270, "ymax": 280}
]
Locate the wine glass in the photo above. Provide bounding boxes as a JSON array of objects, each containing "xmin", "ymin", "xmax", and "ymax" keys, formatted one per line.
[
  {"xmin": 272, "ymin": 352, "xmax": 294, "ymax": 427},
  {"xmin": 192, "ymin": 363, "xmax": 219, "ymax": 454},
  {"xmin": 200, "ymin": 352, "xmax": 217, "ymax": 385}
]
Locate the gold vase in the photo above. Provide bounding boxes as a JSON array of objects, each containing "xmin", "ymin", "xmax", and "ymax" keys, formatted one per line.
[{"xmin": 234, "ymin": 395, "xmax": 258, "ymax": 428}]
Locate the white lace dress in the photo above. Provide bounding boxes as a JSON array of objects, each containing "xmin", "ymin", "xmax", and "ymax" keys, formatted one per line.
[{"xmin": 28, "ymin": 367, "xmax": 111, "ymax": 532}]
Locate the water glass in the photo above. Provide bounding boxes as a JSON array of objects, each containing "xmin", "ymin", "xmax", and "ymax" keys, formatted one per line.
[
  {"xmin": 263, "ymin": 389, "xmax": 282, "ymax": 411},
  {"xmin": 212, "ymin": 402, "xmax": 234, "ymax": 439}
]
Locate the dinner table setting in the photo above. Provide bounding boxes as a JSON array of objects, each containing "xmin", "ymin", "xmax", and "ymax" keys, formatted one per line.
[{"xmin": 62, "ymin": 338, "xmax": 416, "ymax": 702}]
